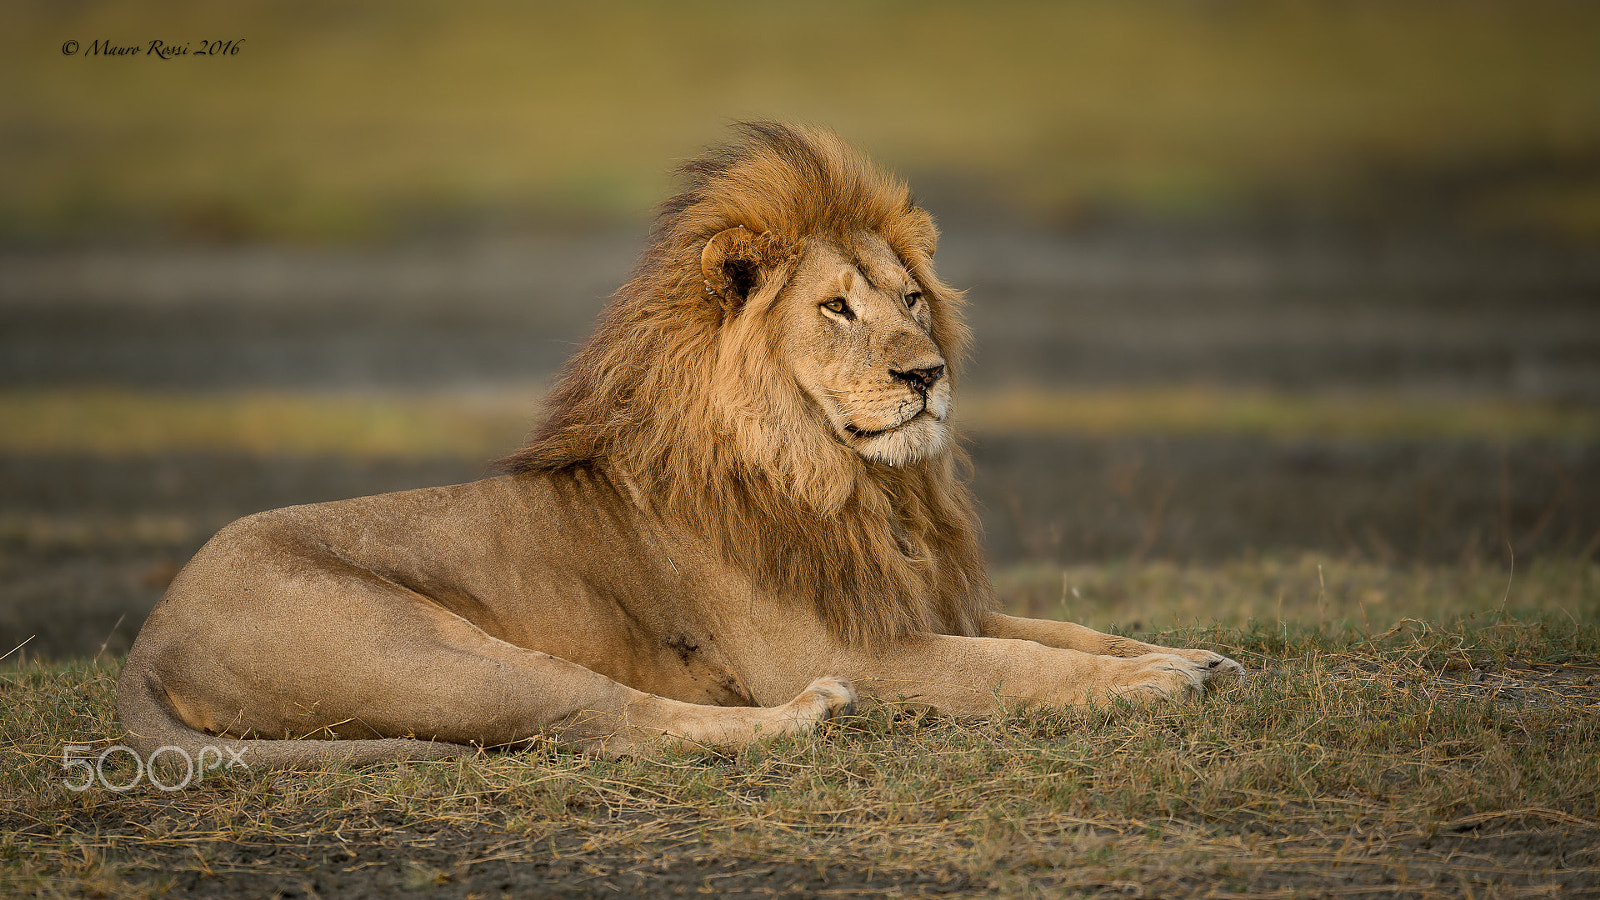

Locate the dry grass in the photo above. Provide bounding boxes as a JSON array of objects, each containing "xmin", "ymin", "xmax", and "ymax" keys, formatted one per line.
[
  {"xmin": 962, "ymin": 388, "xmax": 1600, "ymax": 443},
  {"xmin": 2, "ymin": 387, "xmax": 1594, "ymax": 461},
  {"xmin": 3, "ymin": 558, "xmax": 1597, "ymax": 898},
  {"xmin": 996, "ymin": 555, "xmax": 1600, "ymax": 637},
  {"xmin": 0, "ymin": 389, "xmax": 537, "ymax": 459}
]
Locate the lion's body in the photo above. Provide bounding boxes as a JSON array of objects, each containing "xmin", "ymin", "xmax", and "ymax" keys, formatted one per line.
[{"xmin": 119, "ymin": 123, "xmax": 1240, "ymax": 767}]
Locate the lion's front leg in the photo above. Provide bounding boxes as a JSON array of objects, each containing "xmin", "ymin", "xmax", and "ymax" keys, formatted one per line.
[
  {"xmin": 566, "ymin": 676, "xmax": 855, "ymax": 756},
  {"xmin": 978, "ymin": 612, "xmax": 1245, "ymax": 677},
  {"xmin": 822, "ymin": 633, "xmax": 1236, "ymax": 716}
]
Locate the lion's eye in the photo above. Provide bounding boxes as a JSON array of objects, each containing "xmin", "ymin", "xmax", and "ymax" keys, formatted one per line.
[
  {"xmin": 821, "ymin": 298, "xmax": 852, "ymax": 318},
  {"xmin": 904, "ymin": 291, "xmax": 923, "ymax": 309}
]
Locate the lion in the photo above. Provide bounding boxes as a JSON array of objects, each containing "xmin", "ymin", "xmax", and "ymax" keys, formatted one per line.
[{"xmin": 118, "ymin": 122, "xmax": 1242, "ymax": 768}]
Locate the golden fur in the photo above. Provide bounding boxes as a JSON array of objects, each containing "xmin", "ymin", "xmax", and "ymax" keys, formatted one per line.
[
  {"xmin": 117, "ymin": 123, "xmax": 1241, "ymax": 769},
  {"xmin": 502, "ymin": 121, "xmax": 987, "ymax": 647}
]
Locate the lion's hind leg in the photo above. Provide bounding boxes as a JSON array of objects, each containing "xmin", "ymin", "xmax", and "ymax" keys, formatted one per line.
[{"xmin": 136, "ymin": 568, "xmax": 854, "ymax": 763}]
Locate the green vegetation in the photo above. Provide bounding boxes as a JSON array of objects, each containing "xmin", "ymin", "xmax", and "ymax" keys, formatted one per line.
[
  {"xmin": 6, "ymin": 1, "xmax": 1598, "ymax": 240},
  {"xmin": 3, "ymin": 558, "xmax": 1597, "ymax": 897}
]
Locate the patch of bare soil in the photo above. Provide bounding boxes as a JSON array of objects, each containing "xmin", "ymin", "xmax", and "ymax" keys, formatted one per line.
[
  {"xmin": 166, "ymin": 834, "xmax": 971, "ymax": 900},
  {"xmin": 19, "ymin": 803, "xmax": 1594, "ymax": 899}
]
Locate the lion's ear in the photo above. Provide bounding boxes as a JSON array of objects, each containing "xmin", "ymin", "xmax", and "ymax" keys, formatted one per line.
[
  {"xmin": 701, "ymin": 226, "xmax": 781, "ymax": 314},
  {"xmin": 902, "ymin": 207, "xmax": 939, "ymax": 260}
]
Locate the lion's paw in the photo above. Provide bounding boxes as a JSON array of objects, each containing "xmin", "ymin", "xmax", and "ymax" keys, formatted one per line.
[
  {"xmin": 781, "ymin": 676, "xmax": 856, "ymax": 729},
  {"xmin": 1176, "ymin": 649, "xmax": 1246, "ymax": 679},
  {"xmin": 1111, "ymin": 652, "xmax": 1237, "ymax": 701}
]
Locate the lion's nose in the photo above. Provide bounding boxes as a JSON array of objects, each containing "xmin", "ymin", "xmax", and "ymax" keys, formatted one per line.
[{"xmin": 890, "ymin": 364, "xmax": 945, "ymax": 392}]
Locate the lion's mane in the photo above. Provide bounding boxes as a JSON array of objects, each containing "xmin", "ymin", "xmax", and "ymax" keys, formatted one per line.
[{"xmin": 501, "ymin": 122, "xmax": 991, "ymax": 647}]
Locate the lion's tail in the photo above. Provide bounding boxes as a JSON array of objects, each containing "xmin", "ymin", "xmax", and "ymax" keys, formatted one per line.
[{"xmin": 116, "ymin": 661, "xmax": 472, "ymax": 772}]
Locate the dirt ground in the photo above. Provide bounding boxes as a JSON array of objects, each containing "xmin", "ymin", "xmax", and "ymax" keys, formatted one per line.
[
  {"xmin": 73, "ymin": 810, "xmax": 982, "ymax": 900},
  {"xmin": 37, "ymin": 800, "xmax": 1597, "ymax": 899}
]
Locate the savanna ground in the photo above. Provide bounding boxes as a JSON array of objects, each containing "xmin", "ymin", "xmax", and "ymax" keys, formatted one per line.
[
  {"xmin": 5, "ymin": 2, "xmax": 1600, "ymax": 895},
  {"xmin": 4, "ymin": 562, "xmax": 1599, "ymax": 898}
]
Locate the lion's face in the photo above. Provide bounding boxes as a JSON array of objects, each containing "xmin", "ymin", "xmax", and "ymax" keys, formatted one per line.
[{"xmin": 780, "ymin": 233, "xmax": 951, "ymax": 467}]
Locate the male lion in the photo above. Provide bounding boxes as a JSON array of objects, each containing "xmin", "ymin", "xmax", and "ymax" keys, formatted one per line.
[{"xmin": 119, "ymin": 122, "xmax": 1242, "ymax": 768}]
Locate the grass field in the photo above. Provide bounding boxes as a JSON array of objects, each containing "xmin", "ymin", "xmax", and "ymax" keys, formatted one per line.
[{"xmin": 3, "ymin": 558, "xmax": 1597, "ymax": 898}]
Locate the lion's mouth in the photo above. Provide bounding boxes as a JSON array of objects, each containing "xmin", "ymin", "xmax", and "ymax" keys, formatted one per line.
[
  {"xmin": 844, "ymin": 423, "xmax": 893, "ymax": 439},
  {"xmin": 843, "ymin": 406, "xmax": 938, "ymax": 441}
]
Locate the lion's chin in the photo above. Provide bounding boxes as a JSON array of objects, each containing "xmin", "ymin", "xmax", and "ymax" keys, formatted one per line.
[{"xmin": 849, "ymin": 413, "xmax": 949, "ymax": 467}]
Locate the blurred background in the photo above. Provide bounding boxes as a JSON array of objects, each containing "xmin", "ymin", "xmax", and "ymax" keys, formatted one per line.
[{"xmin": 2, "ymin": 0, "xmax": 1597, "ymax": 658}]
